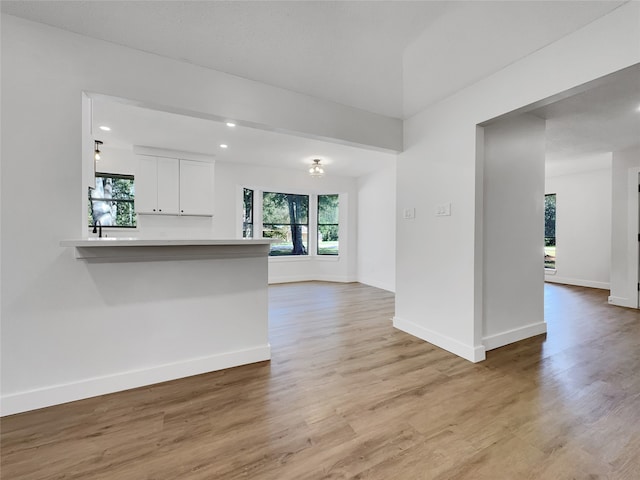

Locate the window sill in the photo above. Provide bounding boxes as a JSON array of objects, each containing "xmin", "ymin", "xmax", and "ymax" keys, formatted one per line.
[
  {"xmin": 545, "ymin": 268, "xmax": 557, "ymax": 275},
  {"xmin": 268, "ymin": 255, "xmax": 341, "ymax": 263},
  {"xmin": 315, "ymin": 255, "xmax": 340, "ymax": 262},
  {"xmin": 88, "ymin": 227, "xmax": 139, "ymax": 238},
  {"xmin": 269, "ymin": 255, "xmax": 312, "ymax": 263}
]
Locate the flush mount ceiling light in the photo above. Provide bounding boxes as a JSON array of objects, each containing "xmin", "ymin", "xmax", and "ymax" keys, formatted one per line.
[
  {"xmin": 225, "ymin": 122, "xmax": 236, "ymax": 127},
  {"xmin": 309, "ymin": 159, "xmax": 325, "ymax": 177},
  {"xmin": 99, "ymin": 125, "xmax": 111, "ymax": 131},
  {"xmin": 219, "ymin": 144, "xmax": 228, "ymax": 149},
  {"xmin": 94, "ymin": 140, "xmax": 103, "ymax": 161}
]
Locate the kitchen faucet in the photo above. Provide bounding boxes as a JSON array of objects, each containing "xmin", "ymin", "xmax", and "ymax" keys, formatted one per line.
[{"xmin": 92, "ymin": 220, "xmax": 102, "ymax": 238}]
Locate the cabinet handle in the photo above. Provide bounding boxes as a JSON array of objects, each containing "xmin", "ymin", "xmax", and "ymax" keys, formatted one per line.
[
  {"xmin": 153, "ymin": 209, "xmax": 156, "ymax": 212},
  {"xmin": 159, "ymin": 209, "xmax": 162, "ymax": 212},
  {"xmin": 181, "ymin": 210, "xmax": 184, "ymax": 213}
]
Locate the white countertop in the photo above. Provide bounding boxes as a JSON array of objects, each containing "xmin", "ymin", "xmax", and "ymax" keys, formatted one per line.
[{"xmin": 61, "ymin": 238, "xmax": 273, "ymax": 247}]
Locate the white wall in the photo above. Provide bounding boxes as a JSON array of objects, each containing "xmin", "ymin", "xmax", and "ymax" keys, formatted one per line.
[
  {"xmin": 95, "ymin": 115, "xmax": 382, "ymax": 288},
  {"xmin": 609, "ymin": 146, "xmax": 640, "ymax": 308},
  {"xmin": 215, "ymin": 161, "xmax": 359, "ymax": 284},
  {"xmin": 357, "ymin": 162, "xmax": 396, "ymax": 292},
  {"xmin": 396, "ymin": 2, "xmax": 640, "ymax": 362},
  {"xmin": 482, "ymin": 115, "xmax": 546, "ymax": 350},
  {"xmin": 0, "ymin": 15, "xmax": 393, "ymax": 412},
  {"xmin": 545, "ymin": 165, "xmax": 612, "ymax": 289}
]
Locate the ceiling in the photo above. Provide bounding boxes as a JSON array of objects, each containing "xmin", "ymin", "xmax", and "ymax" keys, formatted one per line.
[
  {"xmin": 3, "ymin": 1, "xmax": 638, "ymax": 175},
  {"xmin": 532, "ymin": 64, "xmax": 640, "ymax": 176},
  {"xmin": 92, "ymin": 98, "xmax": 396, "ymax": 177},
  {"xmin": 0, "ymin": 0, "xmax": 626, "ymax": 119}
]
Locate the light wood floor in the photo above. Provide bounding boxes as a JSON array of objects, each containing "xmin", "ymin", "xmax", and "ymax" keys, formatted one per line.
[{"xmin": 2, "ymin": 282, "xmax": 639, "ymax": 479}]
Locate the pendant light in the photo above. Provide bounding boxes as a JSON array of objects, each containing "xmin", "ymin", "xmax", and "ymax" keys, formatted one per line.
[
  {"xmin": 94, "ymin": 140, "xmax": 103, "ymax": 161},
  {"xmin": 309, "ymin": 159, "xmax": 324, "ymax": 177}
]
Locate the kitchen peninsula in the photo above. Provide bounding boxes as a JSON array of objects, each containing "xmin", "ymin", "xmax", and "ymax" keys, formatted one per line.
[{"xmin": 43, "ymin": 237, "xmax": 274, "ymax": 413}]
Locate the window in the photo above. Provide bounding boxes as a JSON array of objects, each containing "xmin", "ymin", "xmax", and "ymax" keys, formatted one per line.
[
  {"xmin": 262, "ymin": 192, "xmax": 309, "ymax": 256},
  {"xmin": 242, "ymin": 188, "xmax": 254, "ymax": 238},
  {"xmin": 545, "ymin": 193, "xmax": 556, "ymax": 269},
  {"xmin": 88, "ymin": 173, "xmax": 136, "ymax": 228},
  {"xmin": 317, "ymin": 194, "xmax": 339, "ymax": 255}
]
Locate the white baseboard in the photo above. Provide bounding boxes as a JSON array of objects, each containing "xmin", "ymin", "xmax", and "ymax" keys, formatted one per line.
[
  {"xmin": 357, "ymin": 276, "xmax": 395, "ymax": 293},
  {"xmin": 482, "ymin": 322, "xmax": 547, "ymax": 351},
  {"xmin": 608, "ymin": 296, "xmax": 637, "ymax": 308},
  {"xmin": 1, "ymin": 345, "xmax": 271, "ymax": 417},
  {"xmin": 544, "ymin": 276, "xmax": 609, "ymax": 290},
  {"xmin": 393, "ymin": 316, "xmax": 485, "ymax": 363},
  {"xmin": 269, "ymin": 275, "xmax": 355, "ymax": 284}
]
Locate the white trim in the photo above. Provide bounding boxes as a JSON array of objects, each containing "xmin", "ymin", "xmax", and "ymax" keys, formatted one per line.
[
  {"xmin": 268, "ymin": 255, "xmax": 312, "ymax": 263},
  {"xmin": 133, "ymin": 145, "xmax": 215, "ymax": 163},
  {"xmin": 544, "ymin": 276, "xmax": 610, "ymax": 290},
  {"xmin": 608, "ymin": 295, "xmax": 636, "ymax": 308},
  {"xmin": 314, "ymin": 255, "xmax": 341, "ymax": 262},
  {"xmin": 393, "ymin": 316, "xmax": 486, "ymax": 363},
  {"xmin": 358, "ymin": 277, "xmax": 395, "ymax": 293},
  {"xmin": 1, "ymin": 345, "xmax": 270, "ymax": 417},
  {"xmin": 482, "ymin": 322, "xmax": 547, "ymax": 351},
  {"xmin": 627, "ymin": 168, "xmax": 639, "ymax": 308},
  {"xmin": 269, "ymin": 274, "xmax": 355, "ymax": 284}
]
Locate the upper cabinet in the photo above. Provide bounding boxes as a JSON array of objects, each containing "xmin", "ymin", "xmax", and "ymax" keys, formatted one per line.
[
  {"xmin": 179, "ymin": 160, "xmax": 215, "ymax": 216},
  {"xmin": 135, "ymin": 155, "xmax": 214, "ymax": 216}
]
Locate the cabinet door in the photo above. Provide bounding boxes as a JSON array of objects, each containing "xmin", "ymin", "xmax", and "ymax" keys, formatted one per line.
[
  {"xmin": 156, "ymin": 158, "xmax": 180, "ymax": 215},
  {"xmin": 135, "ymin": 156, "xmax": 158, "ymax": 214},
  {"xmin": 179, "ymin": 160, "xmax": 214, "ymax": 216}
]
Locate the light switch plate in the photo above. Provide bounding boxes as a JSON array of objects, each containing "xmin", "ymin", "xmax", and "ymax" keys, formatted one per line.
[
  {"xmin": 403, "ymin": 208, "xmax": 415, "ymax": 220},
  {"xmin": 435, "ymin": 203, "xmax": 451, "ymax": 216}
]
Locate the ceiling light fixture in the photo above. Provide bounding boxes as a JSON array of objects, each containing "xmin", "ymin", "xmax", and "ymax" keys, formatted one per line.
[
  {"xmin": 226, "ymin": 122, "xmax": 236, "ymax": 127},
  {"xmin": 309, "ymin": 159, "xmax": 324, "ymax": 177},
  {"xmin": 99, "ymin": 125, "xmax": 111, "ymax": 131},
  {"xmin": 220, "ymin": 144, "xmax": 228, "ymax": 149},
  {"xmin": 94, "ymin": 140, "xmax": 103, "ymax": 161}
]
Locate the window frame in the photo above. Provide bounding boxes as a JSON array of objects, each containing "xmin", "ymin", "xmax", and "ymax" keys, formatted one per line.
[
  {"xmin": 262, "ymin": 191, "xmax": 310, "ymax": 257},
  {"xmin": 242, "ymin": 187, "xmax": 254, "ymax": 238},
  {"xmin": 317, "ymin": 194, "xmax": 339, "ymax": 256},
  {"xmin": 544, "ymin": 193, "xmax": 556, "ymax": 271},
  {"xmin": 88, "ymin": 172, "xmax": 137, "ymax": 229}
]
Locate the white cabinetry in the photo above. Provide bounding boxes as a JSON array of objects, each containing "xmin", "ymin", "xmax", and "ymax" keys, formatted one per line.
[
  {"xmin": 136, "ymin": 156, "xmax": 180, "ymax": 215},
  {"xmin": 136, "ymin": 155, "xmax": 214, "ymax": 216},
  {"xmin": 179, "ymin": 160, "xmax": 214, "ymax": 216}
]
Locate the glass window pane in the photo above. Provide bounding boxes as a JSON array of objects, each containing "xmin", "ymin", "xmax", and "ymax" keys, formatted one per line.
[
  {"xmin": 318, "ymin": 194, "xmax": 339, "ymax": 224},
  {"xmin": 263, "ymin": 224, "xmax": 308, "ymax": 256},
  {"xmin": 243, "ymin": 188, "xmax": 254, "ymax": 238},
  {"xmin": 262, "ymin": 192, "xmax": 309, "ymax": 256},
  {"xmin": 318, "ymin": 194, "xmax": 339, "ymax": 255},
  {"xmin": 545, "ymin": 193, "xmax": 556, "ymax": 269},
  {"xmin": 89, "ymin": 174, "xmax": 136, "ymax": 228},
  {"xmin": 318, "ymin": 225, "xmax": 339, "ymax": 255},
  {"xmin": 263, "ymin": 192, "xmax": 308, "ymax": 224}
]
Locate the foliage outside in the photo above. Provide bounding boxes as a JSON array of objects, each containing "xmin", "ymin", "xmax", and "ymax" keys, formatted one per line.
[
  {"xmin": 318, "ymin": 194, "xmax": 339, "ymax": 255},
  {"xmin": 263, "ymin": 192, "xmax": 309, "ymax": 256},
  {"xmin": 243, "ymin": 188, "xmax": 254, "ymax": 238},
  {"xmin": 545, "ymin": 194, "xmax": 556, "ymax": 269},
  {"xmin": 88, "ymin": 174, "xmax": 136, "ymax": 228}
]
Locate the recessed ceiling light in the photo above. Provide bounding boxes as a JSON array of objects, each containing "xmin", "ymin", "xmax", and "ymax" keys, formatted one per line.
[
  {"xmin": 220, "ymin": 144, "xmax": 228, "ymax": 149},
  {"xmin": 226, "ymin": 122, "xmax": 236, "ymax": 127},
  {"xmin": 99, "ymin": 125, "xmax": 111, "ymax": 131}
]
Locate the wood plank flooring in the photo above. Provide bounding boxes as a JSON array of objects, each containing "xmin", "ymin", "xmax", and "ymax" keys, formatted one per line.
[{"xmin": 2, "ymin": 282, "xmax": 639, "ymax": 479}]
